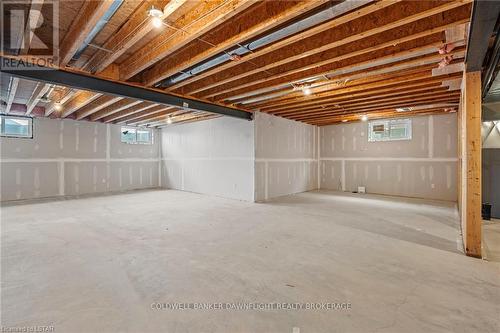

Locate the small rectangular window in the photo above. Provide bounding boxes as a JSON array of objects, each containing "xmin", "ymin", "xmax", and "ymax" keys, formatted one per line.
[
  {"xmin": 0, "ymin": 115, "xmax": 33, "ymax": 138},
  {"xmin": 120, "ymin": 126, "xmax": 152, "ymax": 144},
  {"xmin": 368, "ymin": 118, "xmax": 412, "ymax": 142}
]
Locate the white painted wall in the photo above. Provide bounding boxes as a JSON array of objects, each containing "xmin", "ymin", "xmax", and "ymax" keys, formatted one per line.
[
  {"xmin": 254, "ymin": 112, "xmax": 319, "ymax": 201},
  {"xmin": 319, "ymin": 114, "xmax": 458, "ymax": 201},
  {"xmin": 0, "ymin": 117, "xmax": 160, "ymax": 201},
  {"xmin": 160, "ymin": 116, "xmax": 254, "ymax": 201}
]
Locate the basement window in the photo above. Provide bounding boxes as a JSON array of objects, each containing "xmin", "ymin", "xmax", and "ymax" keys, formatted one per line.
[
  {"xmin": 0, "ymin": 115, "xmax": 33, "ymax": 139},
  {"xmin": 121, "ymin": 126, "xmax": 153, "ymax": 144},
  {"xmin": 368, "ymin": 118, "xmax": 412, "ymax": 142}
]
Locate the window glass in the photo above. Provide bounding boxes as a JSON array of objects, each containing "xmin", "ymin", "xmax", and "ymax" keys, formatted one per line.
[
  {"xmin": 368, "ymin": 118, "xmax": 412, "ymax": 142},
  {"xmin": 121, "ymin": 127, "xmax": 136, "ymax": 144},
  {"xmin": 137, "ymin": 130, "xmax": 151, "ymax": 143},
  {"xmin": 0, "ymin": 115, "xmax": 32, "ymax": 138},
  {"xmin": 120, "ymin": 127, "xmax": 152, "ymax": 144}
]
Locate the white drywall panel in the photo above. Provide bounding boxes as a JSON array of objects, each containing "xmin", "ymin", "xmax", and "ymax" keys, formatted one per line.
[
  {"xmin": 64, "ymin": 162, "xmax": 108, "ymax": 196},
  {"xmin": 319, "ymin": 114, "xmax": 458, "ymax": 201},
  {"xmin": 0, "ymin": 118, "xmax": 61, "ymax": 159},
  {"xmin": 433, "ymin": 114, "xmax": 458, "ymax": 157},
  {"xmin": 320, "ymin": 116, "xmax": 430, "ymax": 158},
  {"xmin": 343, "ymin": 160, "xmax": 457, "ymax": 201},
  {"xmin": 109, "ymin": 124, "xmax": 159, "ymax": 159},
  {"xmin": 320, "ymin": 160, "xmax": 343, "ymax": 191},
  {"xmin": 0, "ymin": 162, "xmax": 59, "ymax": 201},
  {"xmin": 62, "ymin": 121, "xmax": 107, "ymax": 159},
  {"xmin": 108, "ymin": 161, "xmax": 159, "ymax": 192},
  {"xmin": 254, "ymin": 112, "xmax": 319, "ymax": 201},
  {"xmin": 255, "ymin": 112, "xmax": 317, "ymax": 159},
  {"xmin": 0, "ymin": 117, "xmax": 160, "ymax": 202},
  {"xmin": 160, "ymin": 116, "xmax": 254, "ymax": 201},
  {"xmin": 482, "ymin": 121, "xmax": 500, "ymax": 148}
]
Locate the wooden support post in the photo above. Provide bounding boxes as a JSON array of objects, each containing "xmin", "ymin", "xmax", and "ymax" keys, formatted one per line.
[{"xmin": 460, "ymin": 71, "xmax": 482, "ymax": 258}]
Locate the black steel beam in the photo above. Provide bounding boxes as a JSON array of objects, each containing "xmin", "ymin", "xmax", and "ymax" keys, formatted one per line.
[
  {"xmin": 0, "ymin": 56, "xmax": 253, "ymax": 121},
  {"xmin": 465, "ymin": 0, "xmax": 500, "ymax": 72}
]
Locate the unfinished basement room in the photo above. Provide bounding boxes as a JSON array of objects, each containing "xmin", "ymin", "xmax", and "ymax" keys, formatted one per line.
[{"xmin": 1, "ymin": 0, "xmax": 499, "ymax": 332}]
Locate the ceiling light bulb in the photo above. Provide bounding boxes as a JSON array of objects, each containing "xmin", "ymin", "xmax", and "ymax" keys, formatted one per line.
[
  {"xmin": 148, "ymin": 6, "xmax": 163, "ymax": 17},
  {"xmin": 54, "ymin": 102, "xmax": 63, "ymax": 111},
  {"xmin": 166, "ymin": 117, "xmax": 172, "ymax": 124},
  {"xmin": 361, "ymin": 115, "xmax": 368, "ymax": 122},
  {"xmin": 342, "ymin": 119, "xmax": 348, "ymax": 123},
  {"xmin": 303, "ymin": 88, "xmax": 312, "ymax": 95},
  {"xmin": 152, "ymin": 16, "xmax": 163, "ymax": 28}
]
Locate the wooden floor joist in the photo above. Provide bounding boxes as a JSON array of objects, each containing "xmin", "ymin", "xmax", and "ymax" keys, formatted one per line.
[{"xmin": 4, "ymin": 0, "xmax": 473, "ymax": 126}]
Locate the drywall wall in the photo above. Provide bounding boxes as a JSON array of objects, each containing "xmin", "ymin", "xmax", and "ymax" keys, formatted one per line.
[
  {"xmin": 482, "ymin": 121, "xmax": 500, "ymax": 148},
  {"xmin": 254, "ymin": 112, "xmax": 319, "ymax": 201},
  {"xmin": 320, "ymin": 114, "xmax": 458, "ymax": 201},
  {"xmin": 482, "ymin": 121, "xmax": 500, "ymax": 218},
  {"xmin": 482, "ymin": 149, "xmax": 500, "ymax": 218},
  {"xmin": 0, "ymin": 117, "xmax": 159, "ymax": 201},
  {"xmin": 160, "ymin": 116, "xmax": 254, "ymax": 201}
]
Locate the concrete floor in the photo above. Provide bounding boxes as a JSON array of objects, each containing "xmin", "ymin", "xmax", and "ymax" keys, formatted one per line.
[
  {"xmin": 1, "ymin": 190, "xmax": 499, "ymax": 333},
  {"xmin": 484, "ymin": 218, "xmax": 500, "ymax": 263}
]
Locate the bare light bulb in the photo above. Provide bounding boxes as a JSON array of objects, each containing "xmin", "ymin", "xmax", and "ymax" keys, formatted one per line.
[
  {"xmin": 152, "ymin": 16, "xmax": 163, "ymax": 28},
  {"xmin": 166, "ymin": 117, "xmax": 172, "ymax": 124},
  {"xmin": 54, "ymin": 102, "xmax": 63, "ymax": 111},
  {"xmin": 303, "ymin": 88, "xmax": 312, "ymax": 96},
  {"xmin": 361, "ymin": 115, "xmax": 368, "ymax": 122}
]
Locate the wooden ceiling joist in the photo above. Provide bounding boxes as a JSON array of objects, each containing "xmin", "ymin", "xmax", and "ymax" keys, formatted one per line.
[
  {"xmin": 4, "ymin": 77, "xmax": 19, "ymax": 114},
  {"xmin": 89, "ymin": 99, "xmax": 143, "ymax": 121},
  {"xmin": 6, "ymin": 0, "xmax": 472, "ymax": 126},
  {"xmin": 272, "ymin": 88, "xmax": 454, "ymax": 117},
  {"xmin": 75, "ymin": 95, "xmax": 124, "ymax": 120},
  {"xmin": 119, "ymin": 0, "xmax": 256, "ymax": 81},
  {"xmin": 115, "ymin": 106, "xmax": 177, "ymax": 124},
  {"xmin": 180, "ymin": 0, "xmax": 471, "ymax": 100},
  {"xmin": 287, "ymin": 93, "xmax": 461, "ymax": 121},
  {"xmin": 26, "ymin": 83, "xmax": 51, "ymax": 115},
  {"xmin": 61, "ymin": 91, "xmax": 103, "ymax": 118},
  {"xmin": 59, "ymin": 0, "xmax": 116, "ymax": 66},
  {"xmin": 296, "ymin": 98, "xmax": 459, "ymax": 124},
  {"xmin": 141, "ymin": 0, "xmax": 331, "ymax": 86},
  {"xmin": 84, "ymin": 0, "xmax": 187, "ymax": 74},
  {"xmin": 251, "ymin": 69, "xmax": 464, "ymax": 112},
  {"xmin": 102, "ymin": 102, "xmax": 160, "ymax": 123},
  {"xmin": 168, "ymin": 0, "xmax": 397, "ymax": 93},
  {"xmin": 213, "ymin": 45, "xmax": 466, "ymax": 103}
]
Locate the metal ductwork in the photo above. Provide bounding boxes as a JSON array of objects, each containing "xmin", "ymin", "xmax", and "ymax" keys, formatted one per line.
[
  {"xmin": 72, "ymin": 0, "xmax": 124, "ymax": 60},
  {"xmin": 156, "ymin": 0, "xmax": 372, "ymax": 88}
]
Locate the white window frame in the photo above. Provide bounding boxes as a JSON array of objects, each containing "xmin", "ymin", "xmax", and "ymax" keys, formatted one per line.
[
  {"xmin": 0, "ymin": 114, "xmax": 33, "ymax": 139},
  {"xmin": 120, "ymin": 126, "xmax": 153, "ymax": 145},
  {"xmin": 368, "ymin": 118, "xmax": 412, "ymax": 142}
]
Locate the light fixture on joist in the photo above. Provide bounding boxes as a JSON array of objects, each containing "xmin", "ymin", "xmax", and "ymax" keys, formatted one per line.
[{"xmin": 148, "ymin": 6, "xmax": 164, "ymax": 28}]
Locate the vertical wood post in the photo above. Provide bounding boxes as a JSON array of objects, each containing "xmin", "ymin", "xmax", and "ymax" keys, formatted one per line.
[{"xmin": 461, "ymin": 71, "xmax": 482, "ymax": 258}]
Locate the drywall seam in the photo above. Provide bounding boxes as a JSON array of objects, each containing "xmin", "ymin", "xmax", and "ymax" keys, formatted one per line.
[
  {"xmin": 254, "ymin": 158, "xmax": 317, "ymax": 162},
  {"xmin": 341, "ymin": 160, "xmax": 346, "ymax": 191},
  {"xmin": 320, "ymin": 157, "xmax": 458, "ymax": 162},
  {"xmin": 1, "ymin": 158, "xmax": 160, "ymax": 162},
  {"xmin": 106, "ymin": 123, "xmax": 111, "ymax": 160},
  {"xmin": 58, "ymin": 161, "xmax": 64, "ymax": 196},
  {"xmin": 157, "ymin": 132, "xmax": 162, "ymax": 188},
  {"xmin": 317, "ymin": 127, "xmax": 321, "ymax": 189},
  {"xmin": 162, "ymin": 157, "xmax": 254, "ymax": 161},
  {"xmin": 264, "ymin": 161, "xmax": 269, "ymax": 200},
  {"xmin": 429, "ymin": 115, "xmax": 434, "ymax": 158}
]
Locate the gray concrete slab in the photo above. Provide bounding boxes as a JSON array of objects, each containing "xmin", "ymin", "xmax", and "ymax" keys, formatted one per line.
[{"xmin": 1, "ymin": 190, "xmax": 499, "ymax": 332}]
